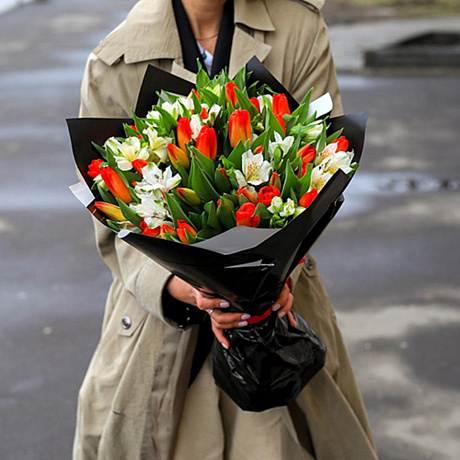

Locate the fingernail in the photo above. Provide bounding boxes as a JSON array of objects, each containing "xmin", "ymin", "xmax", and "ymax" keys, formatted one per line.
[
  {"xmin": 241, "ymin": 314, "xmax": 251, "ymax": 320},
  {"xmin": 221, "ymin": 342, "xmax": 229, "ymax": 349},
  {"xmin": 278, "ymin": 311, "xmax": 286, "ymax": 319},
  {"xmin": 238, "ymin": 321, "xmax": 248, "ymax": 327},
  {"xmin": 220, "ymin": 301, "xmax": 230, "ymax": 308},
  {"xmin": 272, "ymin": 303, "xmax": 281, "ymax": 312}
]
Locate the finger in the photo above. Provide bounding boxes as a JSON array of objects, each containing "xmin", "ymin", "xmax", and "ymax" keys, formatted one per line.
[
  {"xmin": 287, "ymin": 311, "xmax": 297, "ymax": 327},
  {"xmin": 277, "ymin": 292, "xmax": 294, "ymax": 319},
  {"xmin": 210, "ymin": 310, "xmax": 250, "ymax": 327},
  {"xmin": 212, "ymin": 323, "xmax": 230, "ymax": 349},
  {"xmin": 195, "ymin": 292, "xmax": 230, "ymax": 312},
  {"xmin": 272, "ymin": 283, "xmax": 290, "ymax": 312}
]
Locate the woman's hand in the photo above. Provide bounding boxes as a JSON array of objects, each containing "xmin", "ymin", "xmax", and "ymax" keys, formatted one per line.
[{"xmin": 165, "ymin": 276, "xmax": 296, "ymax": 349}]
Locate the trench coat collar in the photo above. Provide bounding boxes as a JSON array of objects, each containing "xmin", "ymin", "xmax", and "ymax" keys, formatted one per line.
[{"xmin": 118, "ymin": 0, "xmax": 274, "ymax": 74}]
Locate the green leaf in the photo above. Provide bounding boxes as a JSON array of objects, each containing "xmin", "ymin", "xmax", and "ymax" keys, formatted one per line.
[
  {"xmin": 116, "ymin": 199, "xmax": 143, "ymax": 228},
  {"xmin": 106, "ymin": 219, "xmax": 121, "ymax": 232},
  {"xmin": 250, "ymin": 129, "xmax": 270, "ymax": 153},
  {"xmin": 326, "ymin": 128, "xmax": 344, "ymax": 144},
  {"xmin": 291, "ymin": 88, "xmax": 313, "ymax": 125},
  {"xmin": 104, "ymin": 145, "xmax": 117, "ymax": 169},
  {"xmin": 227, "ymin": 140, "xmax": 246, "ymax": 171},
  {"xmin": 91, "ymin": 141, "xmax": 107, "ymax": 160},
  {"xmin": 214, "ymin": 168, "xmax": 231, "ymax": 194},
  {"xmin": 298, "ymin": 162, "xmax": 313, "ymax": 196},
  {"xmin": 176, "ymin": 162, "xmax": 189, "ymax": 188},
  {"xmin": 189, "ymin": 157, "xmax": 220, "ymax": 203},
  {"xmin": 164, "ymin": 193, "xmax": 195, "ymax": 229},
  {"xmin": 196, "ymin": 66, "xmax": 211, "ymax": 91},
  {"xmin": 233, "ymin": 66, "xmax": 247, "ymax": 91},
  {"xmin": 189, "ymin": 145, "xmax": 215, "ymax": 179},
  {"xmin": 266, "ymin": 108, "xmax": 285, "ymax": 137},
  {"xmin": 254, "ymin": 203, "xmax": 272, "ymax": 219},
  {"xmin": 97, "ymin": 185, "xmax": 117, "ymax": 205},
  {"xmin": 281, "ymin": 161, "xmax": 299, "ymax": 200},
  {"xmin": 191, "ymin": 89, "xmax": 202, "ymax": 115},
  {"xmin": 154, "ymin": 106, "xmax": 178, "ymax": 133},
  {"xmin": 196, "ymin": 228, "xmax": 220, "ymax": 240},
  {"xmin": 189, "ymin": 212, "xmax": 202, "ymax": 230},
  {"xmin": 184, "ymin": 229, "xmax": 197, "ymax": 245},
  {"xmin": 234, "ymin": 87, "xmax": 258, "ymax": 118},
  {"xmin": 123, "ymin": 124, "xmax": 141, "ymax": 139},
  {"xmin": 204, "ymin": 201, "xmax": 222, "ymax": 231},
  {"xmin": 201, "ymin": 88, "xmax": 219, "ymax": 106},
  {"xmin": 316, "ymin": 123, "xmax": 327, "ymax": 154},
  {"xmin": 217, "ymin": 196, "xmax": 236, "ymax": 229}
]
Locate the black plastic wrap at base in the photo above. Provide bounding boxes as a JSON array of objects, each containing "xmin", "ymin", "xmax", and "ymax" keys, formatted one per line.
[{"xmin": 212, "ymin": 311, "xmax": 326, "ymax": 412}]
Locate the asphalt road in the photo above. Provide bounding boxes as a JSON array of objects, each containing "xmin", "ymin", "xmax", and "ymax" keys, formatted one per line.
[{"xmin": 0, "ymin": 1, "xmax": 459, "ymax": 459}]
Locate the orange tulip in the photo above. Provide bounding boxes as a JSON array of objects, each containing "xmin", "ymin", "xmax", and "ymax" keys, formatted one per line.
[
  {"xmin": 177, "ymin": 117, "xmax": 193, "ymax": 152},
  {"xmin": 272, "ymin": 93, "xmax": 291, "ymax": 116},
  {"xmin": 226, "ymin": 82, "xmax": 238, "ymax": 106},
  {"xmin": 237, "ymin": 187, "xmax": 258, "ymax": 204},
  {"xmin": 269, "ymin": 172, "xmax": 281, "ymax": 190},
  {"xmin": 332, "ymin": 135, "xmax": 349, "ymax": 152},
  {"xmin": 176, "ymin": 220, "xmax": 197, "ymax": 244},
  {"xmin": 160, "ymin": 224, "xmax": 177, "ymax": 239},
  {"xmin": 94, "ymin": 202, "xmax": 126, "ymax": 222},
  {"xmin": 297, "ymin": 144, "xmax": 316, "ymax": 164},
  {"xmin": 236, "ymin": 202, "xmax": 260, "ymax": 228},
  {"xmin": 167, "ymin": 143, "xmax": 190, "ymax": 169},
  {"xmin": 229, "ymin": 109, "xmax": 252, "ymax": 148},
  {"xmin": 299, "ymin": 189, "xmax": 318, "ymax": 208},
  {"xmin": 100, "ymin": 167, "xmax": 132, "ymax": 203},
  {"xmin": 195, "ymin": 126, "xmax": 218, "ymax": 160}
]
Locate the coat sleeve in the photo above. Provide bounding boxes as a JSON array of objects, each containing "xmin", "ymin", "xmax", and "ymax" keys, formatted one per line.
[
  {"xmin": 79, "ymin": 53, "xmax": 200, "ymax": 328},
  {"xmin": 289, "ymin": 13, "xmax": 343, "ymax": 117}
]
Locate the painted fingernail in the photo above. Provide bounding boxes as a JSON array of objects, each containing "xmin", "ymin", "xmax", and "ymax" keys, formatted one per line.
[
  {"xmin": 221, "ymin": 342, "xmax": 229, "ymax": 349},
  {"xmin": 241, "ymin": 314, "xmax": 251, "ymax": 320},
  {"xmin": 238, "ymin": 321, "xmax": 248, "ymax": 327},
  {"xmin": 272, "ymin": 303, "xmax": 281, "ymax": 312},
  {"xmin": 278, "ymin": 311, "xmax": 286, "ymax": 319},
  {"xmin": 220, "ymin": 301, "xmax": 230, "ymax": 308}
]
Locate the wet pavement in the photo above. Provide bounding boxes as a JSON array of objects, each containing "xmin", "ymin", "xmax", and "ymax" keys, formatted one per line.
[{"xmin": 0, "ymin": 1, "xmax": 459, "ymax": 459}]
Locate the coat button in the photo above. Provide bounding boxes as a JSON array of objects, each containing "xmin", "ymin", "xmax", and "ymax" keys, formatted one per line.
[
  {"xmin": 121, "ymin": 316, "xmax": 132, "ymax": 330},
  {"xmin": 306, "ymin": 258, "xmax": 314, "ymax": 270}
]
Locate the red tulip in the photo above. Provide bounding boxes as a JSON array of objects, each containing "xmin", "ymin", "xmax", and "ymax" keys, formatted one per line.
[
  {"xmin": 236, "ymin": 202, "xmax": 260, "ymax": 228},
  {"xmin": 333, "ymin": 135, "xmax": 349, "ymax": 152},
  {"xmin": 167, "ymin": 143, "xmax": 190, "ymax": 169},
  {"xmin": 250, "ymin": 97, "xmax": 260, "ymax": 113},
  {"xmin": 132, "ymin": 159, "xmax": 148, "ymax": 176},
  {"xmin": 258, "ymin": 185, "xmax": 281, "ymax": 207},
  {"xmin": 94, "ymin": 202, "xmax": 126, "ymax": 222},
  {"xmin": 297, "ymin": 144, "xmax": 316, "ymax": 164},
  {"xmin": 177, "ymin": 117, "xmax": 193, "ymax": 152},
  {"xmin": 226, "ymin": 82, "xmax": 239, "ymax": 107},
  {"xmin": 229, "ymin": 109, "xmax": 252, "ymax": 148},
  {"xmin": 299, "ymin": 189, "xmax": 318, "ymax": 208},
  {"xmin": 88, "ymin": 159, "xmax": 104, "ymax": 178},
  {"xmin": 100, "ymin": 167, "xmax": 132, "ymax": 203},
  {"xmin": 272, "ymin": 94, "xmax": 291, "ymax": 116},
  {"xmin": 275, "ymin": 113, "xmax": 286, "ymax": 134},
  {"xmin": 140, "ymin": 220, "xmax": 160, "ymax": 237},
  {"xmin": 195, "ymin": 126, "xmax": 218, "ymax": 160},
  {"xmin": 176, "ymin": 220, "xmax": 197, "ymax": 244}
]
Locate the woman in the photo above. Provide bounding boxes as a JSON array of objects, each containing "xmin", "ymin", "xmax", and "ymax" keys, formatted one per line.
[{"xmin": 74, "ymin": 0, "xmax": 378, "ymax": 458}]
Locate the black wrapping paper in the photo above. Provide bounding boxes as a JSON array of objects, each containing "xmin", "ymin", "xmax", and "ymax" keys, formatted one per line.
[{"xmin": 68, "ymin": 59, "xmax": 368, "ymax": 411}]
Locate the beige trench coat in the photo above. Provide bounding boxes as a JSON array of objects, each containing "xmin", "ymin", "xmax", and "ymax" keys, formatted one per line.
[{"xmin": 74, "ymin": 0, "xmax": 378, "ymax": 458}]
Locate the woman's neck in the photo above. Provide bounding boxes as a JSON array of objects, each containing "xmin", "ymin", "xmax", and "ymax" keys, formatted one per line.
[{"xmin": 181, "ymin": 0, "xmax": 226, "ymax": 54}]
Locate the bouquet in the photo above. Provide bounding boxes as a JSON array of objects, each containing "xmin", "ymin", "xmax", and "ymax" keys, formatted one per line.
[{"xmin": 68, "ymin": 57, "xmax": 368, "ymax": 411}]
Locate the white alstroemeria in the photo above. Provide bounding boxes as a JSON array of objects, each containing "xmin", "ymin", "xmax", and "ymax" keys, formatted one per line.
[
  {"xmin": 104, "ymin": 137, "xmax": 121, "ymax": 153},
  {"xmin": 207, "ymin": 104, "xmax": 221, "ymax": 122},
  {"xmin": 210, "ymin": 83, "xmax": 222, "ymax": 97},
  {"xmin": 130, "ymin": 195, "xmax": 170, "ymax": 221},
  {"xmin": 177, "ymin": 96, "xmax": 194, "ymax": 113},
  {"xmin": 310, "ymin": 166, "xmax": 333, "ymax": 191},
  {"xmin": 190, "ymin": 114, "xmax": 204, "ymax": 139},
  {"xmin": 135, "ymin": 163, "xmax": 181, "ymax": 196},
  {"xmin": 315, "ymin": 142, "xmax": 337, "ymax": 166},
  {"xmin": 321, "ymin": 150, "xmax": 355, "ymax": 175},
  {"xmin": 143, "ymin": 126, "xmax": 171, "ymax": 164},
  {"xmin": 146, "ymin": 109, "xmax": 161, "ymax": 126},
  {"xmin": 257, "ymin": 94, "xmax": 273, "ymax": 112},
  {"xmin": 302, "ymin": 120, "xmax": 323, "ymax": 142},
  {"xmin": 161, "ymin": 101, "xmax": 182, "ymax": 120},
  {"xmin": 268, "ymin": 131, "xmax": 295, "ymax": 160},
  {"xmin": 112, "ymin": 137, "xmax": 150, "ymax": 171},
  {"xmin": 236, "ymin": 150, "xmax": 272, "ymax": 186}
]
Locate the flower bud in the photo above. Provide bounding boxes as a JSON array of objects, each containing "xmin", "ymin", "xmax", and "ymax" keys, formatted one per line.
[
  {"xmin": 177, "ymin": 220, "xmax": 198, "ymax": 245},
  {"xmin": 297, "ymin": 144, "xmax": 316, "ymax": 164},
  {"xmin": 94, "ymin": 202, "xmax": 126, "ymax": 222},
  {"xmin": 217, "ymin": 196, "xmax": 236, "ymax": 229},
  {"xmin": 250, "ymin": 97, "xmax": 260, "ymax": 113},
  {"xmin": 140, "ymin": 220, "xmax": 160, "ymax": 237},
  {"xmin": 177, "ymin": 117, "xmax": 193, "ymax": 152},
  {"xmin": 177, "ymin": 187, "xmax": 202, "ymax": 206},
  {"xmin": 269, "ymin": 172, "xmax": 282, "ymax": 190},
  {"xmin": 236, "ymin": 202, "xmax": 260, "ymax": 228},
  {"xmin": 237, "ymin": 187, "xmax": 258, "ymax": 205},
  {"xmin": 226, "ymin": 82, "xmax": 238, "ymax": 107},
  {"xmin": 229, "ymin": 109, "xmax": 252, "ymax": 148},
  {"xmin": 100, "ymin": 167, "xmax": 132, "ymax": 203},
  {"xmin": 195, "ymin": 125, "xmax": 218, "ymax": 160},
  {"xmin": 299, "ymin": 189, "xmax": 318, "ymax": 208},
  {"xmin": 167, "ymin": 143, "xmax": 190, "ymax": 170},
  {"xmin": 160, "ymin": 224, "xmax": 177, "ymax": 239}
]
